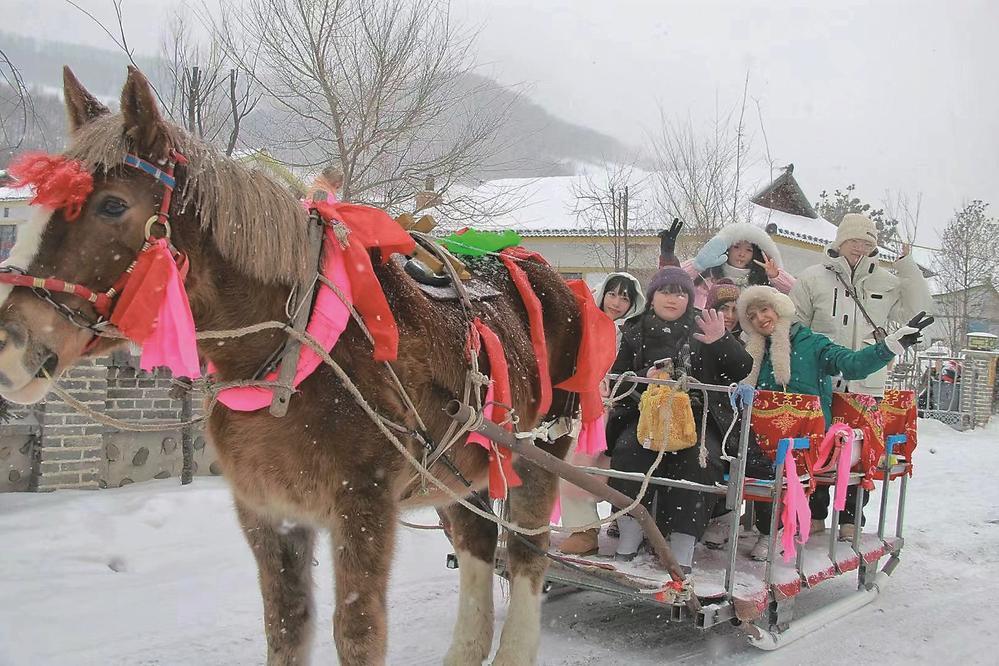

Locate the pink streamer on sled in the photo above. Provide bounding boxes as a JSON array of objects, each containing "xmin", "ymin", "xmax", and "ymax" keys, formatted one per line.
[{"xmin": 780, "ymin": 453, "xmax": 811, "ymax": 562}]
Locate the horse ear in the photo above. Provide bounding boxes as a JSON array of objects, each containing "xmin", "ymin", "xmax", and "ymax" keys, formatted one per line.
[
  {"xmin": 63, "ymin": 66, "xmax": 109, "ymax": 131},
  {"xmin": 120, "ymin": 66, "xmax": 171, "ymax": 157}
]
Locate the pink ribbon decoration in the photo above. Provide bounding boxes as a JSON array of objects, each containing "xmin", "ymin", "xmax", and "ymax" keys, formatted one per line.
[
  {"xmin": 575, "ymin": 413, "xmax": 608, "ymax": 457},
  {"xmin": 814, "ymin": 423, "xmax": 856, "ymax": 512},
  {"xmin": 214, "ymin": 230, "xmax": 352, "ymax": 410},
  {"xmin": 138, "ymin": 240, "xmax": 200, "ymax": 378},
  {"xmin": 780, "ymin": 453, "xmax": 812, "ymax": 563}
]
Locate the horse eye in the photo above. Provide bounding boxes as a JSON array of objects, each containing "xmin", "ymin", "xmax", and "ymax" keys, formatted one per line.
[{"xmin": 99, "ymin": 198, "xmax": 128, "ymax": 218}]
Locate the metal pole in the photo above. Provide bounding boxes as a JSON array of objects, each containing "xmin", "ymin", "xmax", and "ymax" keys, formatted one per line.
[
  {"xmin": 851, "ymin": 485, "xmax": 864, "ymax": 556},
  {"xmin": 724, "ymin": 400, "xmax": 753, "ymax": 598},
  {"xmin": 764, "ymin": 459, "xmax": 784, "ymax": 588},
  {"xmin": 896, "ymin": 473, "xmax": 909, "ymax": 539},
  {"xmin": 877, "ymin": 459, "xmax": 891, "ymax": 541}
]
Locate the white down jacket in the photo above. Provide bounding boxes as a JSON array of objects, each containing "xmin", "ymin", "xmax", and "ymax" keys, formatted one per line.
[{"xmin": 789, "ymin": 245, "xmax": 933, "ymax": 396}]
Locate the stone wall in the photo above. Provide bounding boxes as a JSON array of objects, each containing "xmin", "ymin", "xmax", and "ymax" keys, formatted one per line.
[
  {"xmin": 0, "ymin": 353, "xmax": 222, "ymax": 492},
  {"xmin": 960, "ymin": 351, "xmax": 999, "ymax": 428}
]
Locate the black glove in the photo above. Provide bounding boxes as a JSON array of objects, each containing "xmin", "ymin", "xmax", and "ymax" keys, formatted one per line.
[
  {"xmin": 885, "ymin": 311, "xmax": 934, "ymax": 354},
  {"xmin": 658, "ymin": 218, "xmax": 683, "ymax": 255}
]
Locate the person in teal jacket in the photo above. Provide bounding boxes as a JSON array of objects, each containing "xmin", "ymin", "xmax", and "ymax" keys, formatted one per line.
[{"xmin": 735, "ymin": 285, "xmax": 931, "ymax": 554}]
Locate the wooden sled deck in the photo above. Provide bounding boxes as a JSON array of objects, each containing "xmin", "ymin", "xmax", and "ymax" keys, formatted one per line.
[{"xmin": 496, "ymin": 528, "xmax": 899, "ymax": 624}]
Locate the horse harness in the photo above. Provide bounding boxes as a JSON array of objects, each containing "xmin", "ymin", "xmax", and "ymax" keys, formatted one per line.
[{"xmin": 0, "ymin": 151, "xmax": 188, "ymax": 344}]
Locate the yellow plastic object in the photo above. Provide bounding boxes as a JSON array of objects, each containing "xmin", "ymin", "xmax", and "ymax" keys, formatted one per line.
[{"xmin": 637, "ymin": 383, "xmax": 698, "ymax": 452}]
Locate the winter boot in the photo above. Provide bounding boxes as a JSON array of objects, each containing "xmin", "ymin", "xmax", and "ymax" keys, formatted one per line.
[
  {"xmin": 702, "ymin": 516, "xmax": 732, "ymax": 549},
  {"xmin": 810, "ymin": 519, "xmax": 826, "ymax": 534},
  {"xmin": 838, "ymin": 523, "xmax": 857, "ymax": 542},
  {"xmin": 559, "ymin": 529, "xmax": 599, "ymax": 556},
  {"xmin": 614, "ymin": 515, "xmax": 644, "ymax": 561},
  {"xmin": 670, "ymin": 532, "xmax": 697, "ymax": 573},
  {"xmin": 749, "ymin": 533, "xmax": 775, "ymax": 561}
]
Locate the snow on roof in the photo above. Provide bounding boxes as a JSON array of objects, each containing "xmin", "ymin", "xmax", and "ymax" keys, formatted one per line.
[
  {"xmin": 745, "ymin": 202, "xmax": 901, "ymax": 262},
  {"xmin": 0, "ymin": 185, "xmax": 32, "ymax": 202},
  {"xmin": 464, "ymin": 174, "xmax": 661, "ymax": 238},
  {"xmin": 745, "ymin": 202, "xmax": 838, "ymax": 247}
]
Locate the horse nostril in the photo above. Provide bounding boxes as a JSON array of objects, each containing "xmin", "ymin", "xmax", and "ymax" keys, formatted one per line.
[{"xmin": 36, "ymin": 352, "xmax": 59, "ymax": 379}]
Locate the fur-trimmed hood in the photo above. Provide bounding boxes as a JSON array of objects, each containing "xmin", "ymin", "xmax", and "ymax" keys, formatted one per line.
[
  {"xmin": 713, "ymin": 223, "xmax": 784, "ymax": 267},
  {"xmin": 593, "ymin": 271, "xmax": 646, "ymax": 320},
  {"xmin": 736, "ymin": 285, "xmax": 797, "ymax": 387}
]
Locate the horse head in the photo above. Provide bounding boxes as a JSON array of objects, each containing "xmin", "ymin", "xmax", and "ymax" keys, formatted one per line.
[{"xmin": 0, "ymin": 67, "xmax": 182, "ymax": 403}]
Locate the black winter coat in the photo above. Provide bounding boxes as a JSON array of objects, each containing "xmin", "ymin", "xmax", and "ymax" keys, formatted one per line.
[{"xmin": 605, "ymin": 310, "xmax": 752, "ymax": 453}]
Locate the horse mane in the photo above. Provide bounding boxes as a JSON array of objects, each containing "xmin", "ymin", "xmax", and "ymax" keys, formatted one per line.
[{"xmin": 65, "ymin": 113, "xmax": 312, "ymax": 286}]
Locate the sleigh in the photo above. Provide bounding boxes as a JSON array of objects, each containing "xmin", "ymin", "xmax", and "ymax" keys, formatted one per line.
[{"xmin": 450, "ymin": 378, "xmax": 918, "ymax": 650}]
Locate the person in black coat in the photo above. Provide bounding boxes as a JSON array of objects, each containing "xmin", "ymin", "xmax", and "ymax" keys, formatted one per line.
[{"xmin": 605, "ymin": 267, "xmax": 752, "ymax": 567}]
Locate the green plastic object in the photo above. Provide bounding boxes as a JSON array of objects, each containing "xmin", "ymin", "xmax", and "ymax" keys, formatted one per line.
[{"xmin": 441, "ymin": 228, "xmax": 521, "ymax": 257}]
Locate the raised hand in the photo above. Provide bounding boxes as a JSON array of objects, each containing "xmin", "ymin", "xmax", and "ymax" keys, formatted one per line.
[
  {"xmin": 693, "ymin": 236, "xmax": 729, "ymax": 271},
  {"xmin": 753, "ymin": 251, "xmax": 780, "ymax": 279},
  {"xmin": 884, "ymin": 311, "xmax": 935, "ymax": 354},
  {"xmin": 693, "ymin": 308, "xmax": 727, "ymax": 345},
  {"xmin": 658, "ymin": 218, "xmax": 683, "ymax": 251},
  {"xmin": 658, "ymin": 218, "xmax": 684, "ymax": 268}
]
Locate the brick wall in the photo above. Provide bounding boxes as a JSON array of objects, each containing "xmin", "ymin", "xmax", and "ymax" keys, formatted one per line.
[{"xmin": 1, "ymin": 353, "xmax": 221, "ymax": 492}]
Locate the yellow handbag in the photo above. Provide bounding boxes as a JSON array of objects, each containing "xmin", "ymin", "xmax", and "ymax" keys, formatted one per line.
[{"xmin": 637, "ymin": 382, "xmax": 698, "ymax": 452}]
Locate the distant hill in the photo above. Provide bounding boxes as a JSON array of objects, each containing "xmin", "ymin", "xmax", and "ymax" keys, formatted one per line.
[{"xmin": 0, "ymin": 32, "xmax": 640, "ymax": 177}]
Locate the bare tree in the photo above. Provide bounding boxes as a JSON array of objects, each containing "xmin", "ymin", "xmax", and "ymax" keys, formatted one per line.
[
  {"xmin": 159, "ymin": 11, "xmax": 260, "ymax": 156},
  {"xmin": 649, "ymin": 107, "xmax": 754, "ymax": 246},
  {"xmin": 0, "ymin": 49, "xmax": 39, "ymax": 164},
  {"xmin": 207, "ymin": 0, "xmax": 512, "ymax": 221},
  {"xmin": 570, "ymin": 162, "xmax": 649, "ymax": 271},
  {"xmin": 933, "ymin": 200, "xmax": 999, "ymax": 351},
  {"xmin": 882, "ymin": 189, "xmax": 923, "ymax": 255}
]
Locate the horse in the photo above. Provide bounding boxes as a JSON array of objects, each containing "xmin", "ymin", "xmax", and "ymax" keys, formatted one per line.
[{"xmin": 0, "ymin": 66, "xmax": 585, "ymax": 665}]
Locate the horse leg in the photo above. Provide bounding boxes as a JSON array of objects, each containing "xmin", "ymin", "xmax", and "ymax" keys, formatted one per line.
[
  {"xmin": 491, "ymin": 437, "xmax": 567, "ymax": 666},
  {"xmin": 235, "ymin": 500, "xmax": 316, "ymax": 666},
  {"xmin": 329, "ymin": 485, "xmax": 398, "ymax": 665},
  {"xmin": 443, "ymin": 497, "xmax": 499, "ymax": 666}
]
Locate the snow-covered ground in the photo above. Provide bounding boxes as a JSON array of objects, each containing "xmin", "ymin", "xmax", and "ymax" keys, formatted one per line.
[{"xmin": 2, "ymin": 418, "xmax": 998, "ymax": 665}]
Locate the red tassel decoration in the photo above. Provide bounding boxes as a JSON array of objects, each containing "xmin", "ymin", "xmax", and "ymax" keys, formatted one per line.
[{"xmin": 8, "ymin": 152, "xmax": 94, "ymax": 220}]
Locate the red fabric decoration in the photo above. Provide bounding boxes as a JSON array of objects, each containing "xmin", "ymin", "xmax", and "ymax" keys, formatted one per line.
[
  {"xmin": 309, "ymin": 201, "xmax": 415, "ymax": 362},
  {"xmin": 554, "ymin": 279, "xmax": 617, "ymax": 423},
  {"xmin": 751, "ymin": 390, "xmax": 825, "ymax": 478},
  {"xmin": 880, "ymin": 389, "xmax": 917, "ymax": 477},
  {"xmin": 8, "ymin": 152, "xmax": 94, "ymax": 220},
  {"xmin": 498, "ymin": 248, "xmax": 551, "ymax": 415},
  {"xmin": 466, "ymin": 319, "xmax": 523, "ymax": 500},
  {"xmin": 110, "ymin": 241, "xmax": 174, "ymax": 342},
  {"xmin": 831, "ymin": 392, "xmax": 885, "ymax": 490}
]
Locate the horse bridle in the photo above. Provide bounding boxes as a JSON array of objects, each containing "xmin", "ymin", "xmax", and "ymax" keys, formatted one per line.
[{"xmin": 0, "ymin": 150, "xmax": 188, "ymax": 338}]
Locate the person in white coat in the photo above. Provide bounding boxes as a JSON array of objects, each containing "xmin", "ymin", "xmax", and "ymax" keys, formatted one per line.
[
  {"xmin": 789, "ymin": 212, "xmax": 934, "ymax": 538},
  {"xmin": 557, "ymin": 272, "xmax": 646, "ymax": 556}
]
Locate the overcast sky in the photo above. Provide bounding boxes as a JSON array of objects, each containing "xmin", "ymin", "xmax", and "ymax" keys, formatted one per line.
[{"xmin": 8, "ymin": 0, "xmax": 998, "ymax": 246}]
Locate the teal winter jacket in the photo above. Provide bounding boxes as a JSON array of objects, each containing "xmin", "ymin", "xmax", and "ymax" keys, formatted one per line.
[{"xmin": 754, "ymin": 324, "xmax": 895, "ymax": 425}]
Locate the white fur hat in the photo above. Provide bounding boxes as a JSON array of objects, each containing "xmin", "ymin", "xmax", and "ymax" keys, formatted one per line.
[
  {"xmin": 736, "ymin": 285, "xmax": 796, "ymax": 332},
  {"xmin": 736, "ymin": 286, "xmax": 796, "ymax": 387},
  {"xmin": 715, "ymin": 223, "xmax": 784, "ymax": 267},
  {"xmin": 835, "ymin": 213, "xmax": 879, "ymax": 249}
]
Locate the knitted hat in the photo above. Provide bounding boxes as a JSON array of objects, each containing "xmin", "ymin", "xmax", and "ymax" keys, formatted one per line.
[
  {"xmin": 645, "ymin": 266, "xmax": 695, "ymax": 307},
  {"xmin": 835, "ymin": 213, "xmax": 879, "ymax": 249},
  {"xmin": 705, "ymin": 278, "xmax": 740, "ymax": 310},
  {"xmin": 736, "ymin": 285, "xmax": 797, "ymax": 386}
]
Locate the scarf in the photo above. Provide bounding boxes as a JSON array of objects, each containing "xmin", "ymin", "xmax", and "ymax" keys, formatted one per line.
[{"xmin": 721, "ymin": 264, "xmax": 752, "ymax": 288}]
